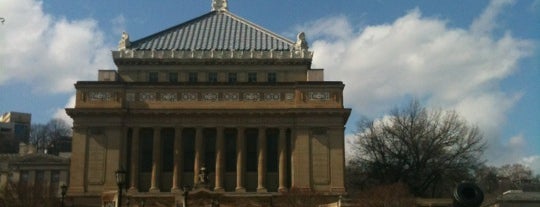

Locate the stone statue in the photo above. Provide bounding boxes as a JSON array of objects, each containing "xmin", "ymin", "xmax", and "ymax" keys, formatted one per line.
[
  {"xmin": 196, "ymin": 166, "xmax": 209, "ymax": 189},
  {"xmin": 118, "ymin": 31, "xmax": 130, "ymax": 50},
  {"xmin": 212, "ymin": 0, "xmax": 228, "ymax": 12},
  {"xmin": 294, "ymin": 32, "xmax": 308, "ymax": 50}
]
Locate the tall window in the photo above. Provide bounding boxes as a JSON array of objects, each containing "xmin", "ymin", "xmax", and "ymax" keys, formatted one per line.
[
  {"xmin": 248, "ymin": 72, "xmax": 257, "ymax": 83},
  {"xmin": 225, "ymin": 129, "xmax": 237, "ymax": 172},
  {"xmin": 169, "ymin": 72, "xmax": 178, "ymax": 83},
  {"xmin": 139, "ymin": 128, "xmax": 154, "ymax": 172},
  {"xmin": 267, "ymin": 72, "xmax": 277, "ymax": 83},
  {"xmin": 182, "ymin": 128, "xmax": 196, "ymax": 171},
  {"xmin": 266, "ymin": 129, "xmax": 279, "ymax": 172},
  {"xmin": 149, "ymin": 72, "xmax": 158, "ymax": 82},
  {"xmin": 161, "ymin": 128, "xmax": 175, "ymax": 172},
  {"xmin": 208, "ymin": 72, "xmax": 218, "ymax": 83},
  {"xmin": 188, "ymin": 72, "xmax": 198, "ymax": 83},
  {"xmin": 204, "ymin": 128, "xmax": 216, "ymax": 171},
  {"xmin": 246, "ymin": 129, "xmax": 258, "ymax": 172},
  {"xmin": 228, "ymin": 73, "xmax": 237, "ymax": 83}
]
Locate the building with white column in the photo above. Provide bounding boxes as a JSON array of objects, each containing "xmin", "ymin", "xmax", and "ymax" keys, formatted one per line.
[{"xmin": 66, "ymin": 1, "xmax": 351, "ymax": 206}]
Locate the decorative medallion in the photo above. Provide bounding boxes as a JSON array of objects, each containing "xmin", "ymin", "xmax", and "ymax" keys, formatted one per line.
[
  {"xmin": 160, "ymin": 93, "xmax": 177, "ymax": 102},
  {"xmin": 88, "ymin": 91, "xmax": 112, "ymax": 101},
  {"xmin": 264, "ymin": 92, "xmax": 281, "ymax": 101},
  {"xmin": 285, "ymin": 93, "xmax": 295, "ymax": 101},
  {"xmin": 203, "ymin": 92, "xmax": 219, "ymax": 101},
  {"xmin": 139, "ymin": 92, "xmax": 156, "ymax": 101},
  {"xmin": 309, "ymin": 92, "xmax": 330, "ymax": 100},
  {"xmin": 182, "ymin": 92, "xmax": 198, "ymax": 101},
  {"xmin": 243, "ymin": 92, "xmax": 260, "ymax": 101},
  {"xmin": 223, "ymin": 92, "xmax": 240, "ymax": 101}
]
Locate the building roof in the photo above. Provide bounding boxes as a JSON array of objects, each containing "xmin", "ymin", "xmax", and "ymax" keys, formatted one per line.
[
  {"xmin": 0, "ymin": 153, "xmax": 69, "ymax": 164},
  {"xmin": 499, "ymin": 190, "xmax": 540, "ymax": 202},
  {"xmin": 127, "ymin": 10, "xmax": 295, "ymax": 51}
]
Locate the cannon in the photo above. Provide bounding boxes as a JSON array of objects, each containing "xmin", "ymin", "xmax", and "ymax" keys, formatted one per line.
[{"xmin": 452, "ymin": 182, "xmax": 484, "ymax": 207}]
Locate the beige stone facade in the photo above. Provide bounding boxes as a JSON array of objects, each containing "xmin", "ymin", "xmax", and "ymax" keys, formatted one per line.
[
  {"xmin": 0, "ymin": 144, "xmax": 70, "ymax": 199},
  {"xmin": 66, "ymin": 1, "xmax": 350, "ymax": 206}
]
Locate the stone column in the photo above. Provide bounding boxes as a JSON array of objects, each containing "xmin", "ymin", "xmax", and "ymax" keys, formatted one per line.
[
  {"xmin": 193, "ymin": 127, "xmax": 203, "ymax": 185},
  {"xmin": 214, "ymin": 127, "xmax": 225, "ymax": 192},
  {"xmin": 257, "ymin": 127, "xmax": 267, "ymax": 192},
  {"xmin": 235, "ymin": 127, "xmax": 246, "ymax": 192},
  {"xmin": 149, "ymin": 128, "xmax": 161, "ymax": 192},
  {"xmin": 278, "ymin": 127, "xmax": 288, "ymax": 192},
  {"xmin": 171, "ymin": 127, "xmax": 183, "ymax": 192},
  {"xmin": 128, "ymin": 127, "xmax": 139, "ymax": 193}
]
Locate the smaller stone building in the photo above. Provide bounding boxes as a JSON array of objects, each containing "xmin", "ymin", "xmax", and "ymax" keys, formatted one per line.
[
  {"xmin": 484, "ymin": 190, "xmax": 540, "ymax": 207},
  {"xmin": 0, "ymin": 143, "xmax": 70, "ymax": 198}
]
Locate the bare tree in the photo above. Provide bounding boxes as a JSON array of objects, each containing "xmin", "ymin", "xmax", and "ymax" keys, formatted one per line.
[
  {"xmin": 0, "ymin": 182, "xmax": 61, "ymax": 207},
  {"xmin": 30, "ymin": 118, "xmax": 71, "ymax": 151},
  {"xmin": 497, "ymin": 163, "xmax": 535, "ymax": 189},
  {"xmin": 349, "ymin": 100, "xmax": 485, "ymax": 197}
]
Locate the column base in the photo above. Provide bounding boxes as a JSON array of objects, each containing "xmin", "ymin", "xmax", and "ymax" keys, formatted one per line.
[
  {"xmin": 214, "ymin": 187, "xmax": 225, "ymax": 192},
  {"xmin": 235, "ymin": 187, "xmax": 246, "ymax": 192},
  {"xmin": 127, "ymin": 187, "xmax": 139, "ymax": 194},
  {"xmin": 330, "ymin": 187, "xmax": 346, "ymax": 193},
  {"xmin": 278, "ymin": 187, "xmax": 288, "ymax": 192},
  {"xmin": 257, "ymin": 187, "xmax": 267, "ymax": 193},
  {"xmin": 171, "ymin": 187, "xmax": 182, "ymax": 193},
  {"xmin": 149, "ymin": 187, "xmax": 160, "ymax": 193}
]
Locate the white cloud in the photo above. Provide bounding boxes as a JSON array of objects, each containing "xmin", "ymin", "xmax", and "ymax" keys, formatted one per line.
[
  {"xmin": 521, "ymin": 155, "xmax": 540, "ymax": 175},
  {"xmin": 302, "ymin": 2, "xmax": 533, "ymax": 167},
  {"xmin": 0, "ymin": 0, "xmax": 114, "ymax": 93},
  {"xmin": 53, "ymin": 94, "xmax": 75, "ymax": 126},
  {"xmin": 470, "ymin": 0, "xmax": 516, "ymax": 35}
]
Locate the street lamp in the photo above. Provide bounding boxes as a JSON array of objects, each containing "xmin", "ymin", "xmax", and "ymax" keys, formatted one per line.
[
  {"xmin": 115, "ymin": 168, "xmax": 127, "ymax": 207},
  {"xmin": 182, "ymin": 185, "xmax": 191, "ymax": 207},
  {"xmin": 60, "ymin": 183, "xmax": 68, "ymax": 207}
]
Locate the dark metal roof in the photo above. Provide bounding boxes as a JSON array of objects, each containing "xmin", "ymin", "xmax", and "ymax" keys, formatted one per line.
[{"xmin": 129, "ymin": 11, "xmax": 294, "ymax": 51}]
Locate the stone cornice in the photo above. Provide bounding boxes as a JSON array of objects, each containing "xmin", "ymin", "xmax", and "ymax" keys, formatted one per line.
[
  {"xmin": 112, "ymin": 49, "xmax": 313, "ymax": 65},
  {"xmin": 74, "ymin": 81, "xmax": 345, "ymax": 88},
  {"xmin": 66, "ymin": 108, "xmax": 351, "ymax": 117}
]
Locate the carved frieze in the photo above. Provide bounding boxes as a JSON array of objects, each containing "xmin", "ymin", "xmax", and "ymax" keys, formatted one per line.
[
  {"xmin": 88, "ymin": 91, "xmax": 112, "ymax": 101},
  {"xmin": 243, "ymin": 92, "xmax": 260, "ymax": 101},
  {"xmin": 264, "ymin": 92, "xmax": 281, "ymax": 101},
  {"xmin": 223, "ymin": 92, "xmax": 239, "ymax": 101},
  {"xmin": 203, "ymin": 92, "xmax": 219, "ymax": 101},
  {"xmin": 160, "ymin": 92, "xmax": 178, "ymax": 102},
  {"xmin": 139, "ymin": 92, "xmax": 156, "ymax": 101},
  {"xmin": 285, "ymin": 93, "xmax": 295, "ymax": 101},
  {"xmin": 308, "ymin": 92, "xmax": 330, "ymax": 100},
  {"xmin": 182, "ymin": 92, "xmax": 198, "ymax": 101},
  {"xmin": 120, "ymin": 90, "xmax": 334, "ymax": 104}
]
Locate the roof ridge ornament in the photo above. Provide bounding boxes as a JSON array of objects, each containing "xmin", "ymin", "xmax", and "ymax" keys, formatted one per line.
[
  {"xmin": 118, "ymin": 32, "xmax": 130, "ymax": 51},
  {"xmin": 212, "ymin": 0, "xmax": 228, "ymax": 12}
]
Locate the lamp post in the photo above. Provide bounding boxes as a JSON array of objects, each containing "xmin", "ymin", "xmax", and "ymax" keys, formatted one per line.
[
  {"xmin": 60, "ymin": 184, "xmax": 68, "ymax": 207},
  {"xmin": 115, "ymin": 168, "xmax": 127, "ymax": 207},
  {"xmin": 182, "ymin": 185, "xmax": 191, "ymax": 207}
]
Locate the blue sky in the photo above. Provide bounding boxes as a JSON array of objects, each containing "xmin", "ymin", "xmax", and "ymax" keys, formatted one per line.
[{"xmin": 0, "ymin": 0, "xmax": 538, "ymax": 173}]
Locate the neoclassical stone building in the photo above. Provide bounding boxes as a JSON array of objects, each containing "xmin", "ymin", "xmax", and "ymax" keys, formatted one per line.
[{"xmin": 66, "ymin": 1, "xmax": 350, "ymax": 206}]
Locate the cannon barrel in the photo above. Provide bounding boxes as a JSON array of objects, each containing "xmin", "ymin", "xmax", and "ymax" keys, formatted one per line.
[{"xmin": 452, "ymin": 182, "xmax": 484, "ymax": 207}]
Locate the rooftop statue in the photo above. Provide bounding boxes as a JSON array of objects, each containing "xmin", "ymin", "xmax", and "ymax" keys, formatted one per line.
[
  {"xmin": 294, "ymin": 32, "xmax": 309, "ymax": 51},
  {"xmin": 118, "ymin": 32, "xmax": 130, "ymax": 51}
]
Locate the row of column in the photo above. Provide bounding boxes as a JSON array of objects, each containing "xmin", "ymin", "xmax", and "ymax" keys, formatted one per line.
[{"xmin": 127, "ymin": 127, "xmax": 289, "ymax": 193}]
